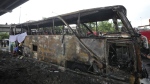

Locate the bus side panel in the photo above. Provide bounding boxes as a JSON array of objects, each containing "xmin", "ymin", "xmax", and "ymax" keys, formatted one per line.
[
  {"xmin": 65, "ymin": 36, "xmax": 91, "ymax": 63},
  {"xmin": 80, "ymin": 39, "xmax": 106, "ymax": 60},
  {"xmin": 24, "ymin": 35, "xmax": 66, "ymax": 66},
  {"xmin": 23, "ymin": 35, "xmax": 106, "ymax": 67}
]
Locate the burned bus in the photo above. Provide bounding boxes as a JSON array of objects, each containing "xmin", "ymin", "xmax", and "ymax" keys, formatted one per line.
[{"xmin": 15, "ymin": 5, "xmax": 147, "ymax": 84}]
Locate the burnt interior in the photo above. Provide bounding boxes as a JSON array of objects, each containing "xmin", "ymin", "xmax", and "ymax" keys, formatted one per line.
[{"xmin": 108, "ymin": 43, "xmax": 134, "ymax": 72}]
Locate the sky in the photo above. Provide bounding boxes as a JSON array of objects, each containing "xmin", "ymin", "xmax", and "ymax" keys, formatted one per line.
[{"xmin": 0, "ymin": 0, "xmax": 150, "ymax": 27}]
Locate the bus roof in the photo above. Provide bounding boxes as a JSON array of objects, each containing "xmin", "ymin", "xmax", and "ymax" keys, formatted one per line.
[{"xmin": 16, "ymin": 5, "xmax": 126, "ymax": 29}]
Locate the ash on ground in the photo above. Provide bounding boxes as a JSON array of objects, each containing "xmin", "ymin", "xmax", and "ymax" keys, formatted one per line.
[{"xmin": 0, "ymin": 51, "xmax": 106, "ymax": 84}]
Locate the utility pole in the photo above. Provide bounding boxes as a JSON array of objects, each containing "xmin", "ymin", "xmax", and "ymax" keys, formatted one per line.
[{"xmin": 19, "ymin": 7, "xmax": 21, "ymax": 24}]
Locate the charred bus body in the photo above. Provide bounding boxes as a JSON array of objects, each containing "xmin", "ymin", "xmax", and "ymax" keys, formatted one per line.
[{"xmin": 15, "ymin": 5, "xmax": 147, "ymax": 83}]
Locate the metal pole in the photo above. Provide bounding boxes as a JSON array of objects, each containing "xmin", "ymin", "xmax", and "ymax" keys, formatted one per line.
[
  {"xmin": 96, "ymin": 21, "xmax": 98, "ymax": 32},
  {"xmin": 14, "ymin": 26, "xmax": 16, "ymax": 35},
  {"xmin": 19, "ymin": 7, "xmax": 21, "ymax": 24},
  {"xmin": 52, "ymin": 19, "xmax": 55, "ymax": 34},
  {"xmin": 77, "ymin": 13, "xmax": 81, "ymax": 36}
]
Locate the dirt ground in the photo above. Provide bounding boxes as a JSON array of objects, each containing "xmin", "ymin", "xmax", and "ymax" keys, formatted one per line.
[{"xmin": 0, "ymin": 51, "xmax": 112, "ymax": 84}]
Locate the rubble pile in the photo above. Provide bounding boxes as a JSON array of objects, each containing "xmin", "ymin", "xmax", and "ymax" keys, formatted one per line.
[{"xmin": 0, "ymin": 51, "xmax": 104, "ymax": 84}]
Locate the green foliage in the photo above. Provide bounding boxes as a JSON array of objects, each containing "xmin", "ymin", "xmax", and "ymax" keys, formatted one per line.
[
  {"xmin": 0, "ymin": 32, "xmax": 9, "ymax": 40},
  {"xmin": 97, "ymin": 21, "xmax": 115, "ymax": 32},
  {"xmin": 85, "ymin": 21, "xmax": 115, "ymax": 32}
]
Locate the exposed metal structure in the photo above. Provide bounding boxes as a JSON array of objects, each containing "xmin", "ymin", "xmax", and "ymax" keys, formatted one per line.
[
  {"xmin": 17, "ymin": 5, "xmax": 126, "ymax": 28},
  {"xmin": 15, "ymin": 5, "xmax": 147, "ymax": 84}
]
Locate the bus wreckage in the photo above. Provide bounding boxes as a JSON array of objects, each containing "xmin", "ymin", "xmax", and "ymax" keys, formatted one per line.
[{"xmin": 14, "ymin": 5, "xmax": 148, "ymax": 84}]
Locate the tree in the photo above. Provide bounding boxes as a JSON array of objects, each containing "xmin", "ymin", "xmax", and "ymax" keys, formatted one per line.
[
  {"xmin": 97, "ymin": 21, "xmax": 115, "ymax": 32},
  {"xmin": 84, "ymin": 21, "xmax": 115, "ymax": 32},
  {"xmin": 0, "ymin": 32, "xmax": 9, "ymax": 40}
]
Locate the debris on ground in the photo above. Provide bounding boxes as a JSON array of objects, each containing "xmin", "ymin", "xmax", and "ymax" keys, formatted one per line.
[{"xmin": 0, "ymin": 51, "xmax": 109, "ymax": 84}]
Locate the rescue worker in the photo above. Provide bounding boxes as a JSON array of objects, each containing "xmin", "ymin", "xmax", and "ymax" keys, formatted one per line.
[
  {"xmin": 12, "ymin": 43, "xmax": 23, "ymax": 56},
  {"xmin": 141, "ymin": 35, "xmax": 150, "ymax": 59},
  {"xmin": 13, "ymin": 45, "xmax": 19, "ymax": 56}
]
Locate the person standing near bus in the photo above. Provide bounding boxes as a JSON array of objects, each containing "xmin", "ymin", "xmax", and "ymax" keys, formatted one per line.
[
  {"xmin": 4, "ymin": 41, "xmax": 6, "ymax": 47},
  {"xmin": 1, "ymin": 41, "xmax": 3, "ymax": 47}
]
